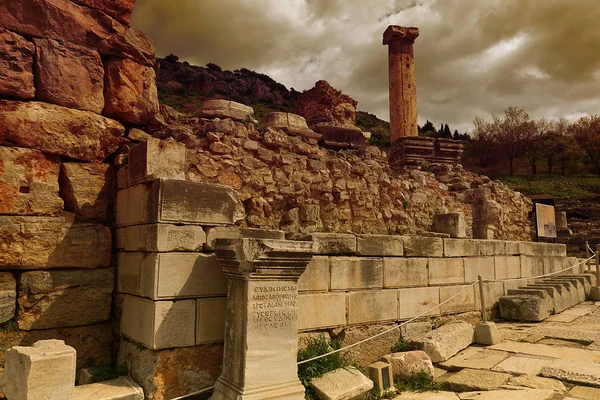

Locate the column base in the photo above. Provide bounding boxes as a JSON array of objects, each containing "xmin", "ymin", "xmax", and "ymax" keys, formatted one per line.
[
  {"xmin": 210, "ymin": 376, "xmax": 306, "ymax": 400},
  {"xmin": 389, "ymin": 137, "xmax": 464, "ymax": 171}
]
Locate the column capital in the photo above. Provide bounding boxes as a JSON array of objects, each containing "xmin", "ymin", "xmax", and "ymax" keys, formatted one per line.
[
  {"xmin": 383, "ymin": 25, "xmax": 419, "ymax": 45},
  {"xmin": 214, "ymin": 238, "xmax": 313, "ymax": 279}
]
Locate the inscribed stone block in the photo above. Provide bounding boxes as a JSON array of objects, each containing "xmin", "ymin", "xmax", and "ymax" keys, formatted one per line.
[
  {"xmin": 494, "ymin": 256, "xmax": 521, "ymax": 280},
  {"xmin": 121, "ymin": 295, "xmax": 196, "ymax": 349},
  {"xmin": 439, "ymin": 285, "xmax": 476, "ymax": 314},
  {"xmin": 348, "ymin": 290, "xmax": 397, "ymax": 324},
  {"xmin": 117, "ymin": 224, "xmax": 206, "ymax": 252},
  {"xmin": 403, "ymin": 236, "xmax": 443, "ymax": 257},
  {"xmin": 196, "ymin": 297, "xmax": 226, "ymax": 344},
  {"xmin": 298, "ymin": 293, "xmax": 347, "ymax": 330},
  {"xmin": 356, "ymin": 234, "xmax": 403, "ymax": 256},
  {"xmin": 298, "ymin": 256, "xmax": 330, "ymax": 292},
  {"xmin": 128, "ymin": 138, "xmax": 186, "ymax": 184},
  {"xmin": 429, "ymin": 258, "xmax": 464, "ymax": 285},
  {"xmin": 330, "ymin": 257, "xmax": 383, "ymax": 290},
  {"xmin": 444, "ymin": 239, "xmax": 478, "ymax": 257},
  {"xmin": 398, "ymin": 287, "xmax": 440, "ymax": 319},
  {"xmin": 383, "ymin": 257, "xmax": 428, "ymax": 288}
]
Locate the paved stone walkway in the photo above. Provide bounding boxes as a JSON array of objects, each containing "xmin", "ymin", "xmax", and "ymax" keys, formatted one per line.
[{"xmin": 395, "ymin": 301, "xmax": 600, "ymax": 400}]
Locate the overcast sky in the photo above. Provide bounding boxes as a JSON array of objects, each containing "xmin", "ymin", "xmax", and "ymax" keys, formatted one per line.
[{"xmin": 131, "ymin": 0, "xmax": 600, "ymax": 132}]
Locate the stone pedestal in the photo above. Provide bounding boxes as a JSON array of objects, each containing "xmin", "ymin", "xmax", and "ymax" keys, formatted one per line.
[{"xmin": 210, "ymin": 238, "xmax": 313, "ymax": 400}]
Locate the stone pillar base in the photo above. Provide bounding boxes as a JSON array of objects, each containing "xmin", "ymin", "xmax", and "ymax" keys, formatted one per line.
[
  {"xmin": 474, "ymin": 322, "xmax": 501, "ymax": 345},
  {"xmin": 212, "ymin": 376, "xmax": 306, "ymax": 400},
  {"xmin": 589, "ymin": 286, "xmax": 600, "ymax": 301},
  {"xmin": 389, "ymin": 137, "xmax": 464, "ymax": 171}
]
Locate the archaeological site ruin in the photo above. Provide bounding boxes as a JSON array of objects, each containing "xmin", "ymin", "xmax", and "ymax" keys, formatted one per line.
[{"xmin": 1, "ymin": 1, "xmax": 600, "ymax": 400}]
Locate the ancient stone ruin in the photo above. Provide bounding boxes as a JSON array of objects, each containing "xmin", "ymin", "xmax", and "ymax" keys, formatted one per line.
[{"xmin": 0, "ymin": 2, "xmax": 596, "ymax": 400}]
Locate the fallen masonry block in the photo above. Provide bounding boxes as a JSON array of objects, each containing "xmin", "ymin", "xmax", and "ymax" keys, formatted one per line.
[
  {"xmin": 547, "ymin": 277, "xmax": 586, "ymax": 302},
  {"xmin": 519, "ymin": 286, "xmax": 563, "ymax": 313},
  {"xmin": 199, "ymin": 99, "xmax": 254, "ymax": 121},
  {"xmin": 555, "ymin": 274, "xmax": 592, "ymax": 295},
  {"xmin": 499, "ymin": 294, "xmax": 552, "ymax": 322},
  {"xmin": 508, "ymin": 288, "xmax": 556, "ymax": 313},
  {"xmin": 0, "ymin": 339, "xmax": 76, "ymax": 400},
  {"xmin": 528, "ymin": 283, "xmax": 571, "ymax": 311},
  {"xmin": 262, "ymin": 112, "xmax": 322, "ymax": 140},
  {"xmin": 409, "ymin": 321, "xmax": 474, "ymax": 363},
  {"xmin": 73, "ymin": 376, "xmax": 143, "ymax": 400},
  {"xmin": 380, "ymin": 350, "xmax": 434, "ymax": 380},
  {"xmin": 474, "ymin": 321, "xmax": 501, "ymax": 345},
  {"xmin": 541, "ymin": 279, "xmax": 581, "ymax": 305},
  {"xmin": 310, "ymin": 366, "xmax": 374, "ymax": 400}
]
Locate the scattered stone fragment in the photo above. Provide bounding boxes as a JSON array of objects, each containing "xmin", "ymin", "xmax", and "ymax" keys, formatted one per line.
[
  {"xmin": 309, "ymin": 366, "xmax": 373, "ymax": 400},
  {"xmin": 411, "ymin": 321, "xmax": 474, "ymax": 362},
  {"xmin": 381, "ymin": 351, "xmax": 434, "ymax": 380},
  {"xmin": 73, "ymin": 376, "xmax": 144, "ymax": 400},
  {"xmin": 395, "ymin": 392, "xmax": 458, "ymax": 400},
  {"xmin": 199, "ymin": 99, "xmax": 254, "ymax": 121},
  {"xmin": 439, "ymin": 368, "xmax": 511, "ymax": 392},
  {"xmin": 499, "ymin": 294, "xmax": 552, "ymax": 322}
]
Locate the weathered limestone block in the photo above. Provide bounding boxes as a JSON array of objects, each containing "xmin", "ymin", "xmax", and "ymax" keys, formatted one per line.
[
  {"xmin": 474, "ymin": 321, "xmax": 501, "ymax": 345},
  {"xmin": 444, "ymin": 239, "xmax": 479, "ymax": 257},
  {"xmin": 118, "ymin": 339, "xmax": 223, "ymax": 400},
  {"xmin": 398, "ymin": 287, "xmax": 440, "ymax": 319},
  {"xmin": 463, "ymin": 257, "xmax": 495, "ymax": 283},
  {"xmin": 0, "ymin": 146, "xmax": 63, "ymax": 215},
  {"xmin": 204, "ymin": 226, "xmax": 285, "ymax": 250},
  {"xmin": 0, "ymin": 340, "xmax": 76, "ymax": 400},
  {"xmin": 121, "ymin": 295, "xmax": 196, "ymax": 349},
  {"xmin": 478, "ymin": 240, "xmax": 507, "ymax": 256},
  {"xmin": 104, "ymin": 57, "xmax": 159, "ymax": 124},
  {"xmin": 262, "ymin": 112, "xmax": 322, "ymax": 140},
  {"xmin": 1, "ymin": 0, "xmax": 155, "ymax": 65},
  {"xmin": 73, "ymin": 376, "xmax": 144, "ymax": 400},
  {"xmin": 298, "ymin": 232, "xmax": 357, "ymax": 254},
  {"xmin": 316, "ymin": 124, "xmax": 370, "ymax": 149},
  {"xmin": 499, "ymin": 295, "xmax": 552, "ymax": 322},
  {"xmin": 380, "ymin": 351, "xmax": 434, "ymax": 380},
  {"xmin": 117, "ymin": 252, "xmax": 226, "ymax": 299},
  {"xmin": 196, "ymin": 297, "xmax": 226, "ymax": 344},
  {"xmin": 310, "ymin": 367, "xmax": 373, "ymax": 400},
  {"xmin": 34, "ymin": 38, "xmax": 104, "ymax": 113},
  {"xmin": 520, "ymin": 256, "xmax": 544, "ymax": 278},
  {"xmin": 199, "ymin": 99, "xmax": 254, "ymax": 121},
  {"xmin": 356, "ymin": 234, "xmax": 404, "ymax": 256},
  {"xmin": 439, "ymin": 285, "xmax": 475, "ymax": 314},
  {"xmin": 17, "ymin": 268, "xmax": 114, "ymax": 330},
  {"xmin": 440, "ymin": 368, "xmax": 511, "ymax": 392},
  {"xmin": 330, "ymin": 257, "xmax": 383, "ymax": 290},
  {"xmin": 60, "ymin": 163, "xmax": 117, "ymax": 221},
  {"xmin": 540, "ymin": 359, "xmax": 600, "ymax": 388},
  {"xmin": 71, "ymin": 0, "xmax": 136, "ymax": 23},
  {"xmin": 0, "ymin": 215, "xmax": 111, "ymax": 269},
  {"xmin": 411, "ymin": 321, "xmax": 474, "ymax": 362},
  {"xmin": 403, "ymin": 236, "xmax": 443, "ymax": 257},
  {"xmin": 128, "ymin": 138, "xmax": 186, "ymax": 184},
  {"xmin": 298, "ymin": 256, "xmax": 330, "ymax": 292},
  {"xmin": 298, "ymin": 293, "xmax": 347, "ymax": 330},
  {"xmin": 383, "ymin": 257, "xmax": 428, "ymax": 287},
  {"xmin": 0, "ymin": 29, "xmax": 34, "ymax": 99},
  {"xmin": 0, "ymin": 272, "xmax": 16, "ymax": 324},
  {"xmin": 429, "ymin": 258, "xmax": 464, "ymax": 285},
  {"xmin": 524, "ymin": 284, "xmax": 564, "ymax": 313},
  {"xmin": 0, "ymin": 100, "xmax": 125, "ymax": 162},
  {"xmin": 348, "ymin": 290, "xmax": 397, "ymax": 324},
  {"xmin": 433, "ymin": 213, "xmax": 466, "ymax": 238},
  {"xmin": 494, "ymin": 256, "xmax": 521, "ymax": 280},
  {"xmin": 116, "ymin": 180, "xmax": 244, "ymax": 227},
  {"xmin": 519, "ymin": 242, "xmax": 566, "ymax": 257},
  {"xmin": 117, "ymin": 224, "xmax": 206, "ymax": 252}
]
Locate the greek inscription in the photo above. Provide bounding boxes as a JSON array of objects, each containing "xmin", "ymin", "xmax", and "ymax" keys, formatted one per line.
[{"xmin": 249, "ymin": 284, "xmax": 298, "ymax": 331}]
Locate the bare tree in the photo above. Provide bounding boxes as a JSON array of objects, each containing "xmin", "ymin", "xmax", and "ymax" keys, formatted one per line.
[
  {"xmin": 570, "ymin": 115, "xmax": 600, "ymax": 175},
  {"xmin": 539, "ymin": 118, "xmax": 569, "ymax": 174},
  {"xmin": 468, "ymin": 116, "xmax": 496, "ymax": 168},
  {"xmin": 492, "ymin": 107, "xmax": 537, "ymax": 176}
]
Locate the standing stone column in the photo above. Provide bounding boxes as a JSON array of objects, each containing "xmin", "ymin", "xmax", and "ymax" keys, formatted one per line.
[
  {"xmin": 211, "ymin": 238, "xmax": 313, "ymax": 400},
  {"xmin": 383, "ymin": 25, "xmax": 420, "ymax": 141}
]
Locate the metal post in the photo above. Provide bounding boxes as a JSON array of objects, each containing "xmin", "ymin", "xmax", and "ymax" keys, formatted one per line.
[
  {"xmin": 478, "ymin": 275, "xmax": 487, "ymax": 322},
  {"xmin": 586, "ymin": 241, "xmax": 591, "ymax": 271}
]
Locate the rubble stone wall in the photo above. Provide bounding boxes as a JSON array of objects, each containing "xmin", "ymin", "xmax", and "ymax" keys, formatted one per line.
[{"xmin": 0, "ymin": 0, "xmax": 158, "ymax": 394}]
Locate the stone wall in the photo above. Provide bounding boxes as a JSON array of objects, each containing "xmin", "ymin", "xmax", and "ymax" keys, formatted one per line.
[{"xmin": 0, "ymin": 0, "xmax": 157, "ymax": 394}]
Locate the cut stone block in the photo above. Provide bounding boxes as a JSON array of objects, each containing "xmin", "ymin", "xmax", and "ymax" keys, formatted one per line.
[
  {"xmin": 492, "ymin": 355, "xmax": 553, "ymax": 375},
  {"xmin": 298, "ymin": 256, "xmax": 330, "ymax": 292},
  {"xmin": 521, "ymin": 285, "xmax": 562, "ymax": 313},
  {"xmin": 429, "ymin": 258, "xmax": 464, "ymax": 285},
  {"xmin": 0, "ymin": 339, "xmax": 76, "ymax": 400},
  {"xmin": 356, "ymin": 234, "xmax": 404, "ymax": 256},
  {"xmin": 310, "ymin": 366, "xmax": 373, "ymax": 400},
  {"xmin": 541, "ymin": 280, "xmax": 578, "ymax": 306},
  {"xmin": 399, "ymin": 287, "xmax": 440, "ymax": 319},
  {"xmin": 440, "ymin": 348, "xmax": 507, "ymax": 371},
  {"xmin": 489, "ymin": 341, "xmax": 600, "ymax": 362},
  {"xmin": 494, "ymin": 256, "xmax": 521, "ymax": 280},
  {"xmin": 128, "ymin": 138, "xmax": 186, "ymax": 184},
  {"xmin": 542, "ymin": 257, "xmax": 564, "ymax": 275},
  {"xmin": 439, "ymin": 285, "xmax": 475, "ymax": 314},
  {"xmin": 397, "ymin": 392, "xmax": 458, "ymax": 400},
  {"xmin": 196, "ymin": 297, "xmax": 226, "ymax": 344},
  {"xmin": 116, "ymin": 180, "xmax": 244, "ymax": 227},
  {"xmin": 519, "ymin": 242, "xmax": 566, "ymax": 257},
  {"xmin": 411, "ymin": 321, "xmax": 474, "ymax": 362},
  {"xmin": 403, "ymin": 236, "xmax": 443, "ymax": 257},
  {"xmin": 540, "ymin": 358, "xmax": 600, "ymax": 387},
  {"xmin": 262, "ymin": 112, "xmax": 321, "ymax": 140},
  {"xmin": 17, "ymin": 268, "xmax": 114, "ymax": 330},
  {"xmin": 440, "ymin": 368, "xmax": 511, "ymax": 391},
  {"xmin": 463, "ymin": 257, "xmax": 495, "ymax": 283},
  {"xmin": 0, "ymin": 29, "xmax": 34, "ymax": 99},
  {"xmin": 347, "ymin": 290, "xmax": 397, "ymax": 324},
  {"xmin": 73, "ymin": 376, "xmax": 144, "ymax": 400},
  {"xmin": 120, "ymin": 295, "xmax": 196, "ymax": 349},
  {"xmin": 520, "ymin": 256, "xmax": 544, "ymax": 278},
  {"xmin": 474, "ymin": 322, "xmax": 501, "ymax": 345},
  {"xmin": 443, "ymin": 239, "xmax": 478, "ymax": 257},
  {"xmin": 204, "ymin": 227, "xmax": 285, "ymax": 250},
  {"xmin": 383, "ymin": 257, "xmax": 428, "ymax": 288},
  {"xmin": 433, "ymin": 213, "xmax": 466, "ymax": 238},
  {"xmin": 0, "ymin": 146, "xmax": 62, "ymax": 215},
  {"xmin": 528, "ymin": 283, "xmax": 570, "ymax": 312},
  {"xmin": 568, "ymin": 386, "xmax": 600, "ymax": 400},
  {"xmin": 478, "ymin": 240, "xmax": 506, "ymax": 256},
  {"xmin": 298, "ymin": 293, "xmax": 347, "ymax": 330},
  {"xmin": 330, "ymin": 257, "xmax": 383, "ymax": 290},
  {"xmin": 199, "ymin": 100, "xmax": 254, "ymax": 121},
  {"xmin": 547, "ymin": 278, "xmax": 585, "ymax": 303},
  {"xmin": 117, "ymin": 252, "xmax": 226, "ymax": 299},
  {"xmin": 380, "ymin": 351, "xmax": 434, "ymax": 380},
  {"xmin": 499, "ymin": 294, "xmax": 552, "ymax": 322},
  {"xmin": 298, "ymin": 232, "xmax": 357, "ymax": 254},
  {"xmin": 116, "ymin": 224, "xmax": 206, "ymax": 252},
  {"xmin": 0, "ymin": 272, "xmax": 16, "ymax": 324},
  {"xmin": 508, "ymin": 288, "xmax": 555, "ymax": 313}
]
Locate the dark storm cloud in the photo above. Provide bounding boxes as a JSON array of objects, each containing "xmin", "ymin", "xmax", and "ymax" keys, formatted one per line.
[{"xmin": 131, "ymin": 0, "xmax": 600, "ymax": 131}]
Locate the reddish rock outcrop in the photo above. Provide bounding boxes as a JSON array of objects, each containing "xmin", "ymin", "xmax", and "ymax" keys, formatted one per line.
[
  {"xmin": 0, "ymin": 29, "xmax": 35, "ymax": 99},
  {"xmin": 0, "ymin": 100, "xmax": 125, "ymax": 162},
  {"xmin": 71, "ymin": 0, "xmax": 136, "ymax": 24},
  {"xmin": 60, "ymin": 163, "xmax": 117, "ymax": 221},
  {"xmin": 1, "ymin": 0, "xmax": 155, "ymax": 65},
  {"xmin": 104, "ymin": 57, "xmax": 159, "ymax": 124},
  {"xmin": 0, "ymin": 146, "xmax": 63, "ymax": 215},
  {"xmin": 295, "ymin": 80, "xmax": 358, "ymax": 126},
  {"xmin": 34, "ymin": 38, "xmax": 104, "ymax": 113}
]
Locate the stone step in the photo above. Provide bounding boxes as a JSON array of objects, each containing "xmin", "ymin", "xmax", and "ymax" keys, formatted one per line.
[
  {"xmin": 545, "ymin": 277, "xmax": 586, "ymax": 302},
  {"xmin": 530, "ymin": 282, "xmax": 573, "ymax": 309},
  {"xmin": 74, "ymin": 377, "xmax": 144, "ymax": 400},
  {"xmin": 508, "ymin": 288, "xmax": 556, "ymax": 313},
  {"xmin": 540, "ymin": 358, "xmax": 600, "ymax": 388},
  {"xmin": 524, "ymin": 284, "xmax": 567, "ymax": 312}
]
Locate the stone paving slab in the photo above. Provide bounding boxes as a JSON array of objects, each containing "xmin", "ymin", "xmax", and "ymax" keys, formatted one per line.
[
  {"xmin": 540, "ymin": 359, "xmax": 600, "ymax": 387},
  {"xmin": 491, "ymin": 355, "xmax": 553, "ymax": 375},
  {"xmin": 529, "ymin": 324, "xmax": 600, "ymax": 343},
  {"xmin": 562, "ymin": 308, "xmax": 592, "ymax": 317},
  {"xmin": 439, "ymin": 348, "xmax": 508, "ymax": 371},
  {"xmin": 438, "ymin": 368, "xmax": 511, "ymax": 391},
  {"xmin": 395, "ymin": 391, "xmax": 458, "ymax": 399},
  {"xmin": 568, "ymin": 385, "xmax": 600, "ymax": 400},
  {"xmin": 457, "ymin": 389, "xmax": 555, "ymax": 400},
  {"xmin": 504, "ymin": 375, "xmax": 566, "ymax": 392},
  {"xmin": 545, "ymin": 313, "xmax": 580, "ymax": 323},
  {"xmin": 488, "ymin": 341, "xmax": 600, "ymax": 362}
]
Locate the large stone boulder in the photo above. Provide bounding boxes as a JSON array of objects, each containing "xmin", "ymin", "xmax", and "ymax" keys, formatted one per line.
[
  {"xmin": 34, "ymin": 38, "xmax": 104, "ymax": 113},
  {"xmin": 295, "ymin": 80, "xmax": 358, "ymax": 127},
  {"xmin": 410, "ymin": 321, "xmax": 474, "ymax": 362},
  {"xmin": 0, "ymin": 100, "xmax": 125, "ymax": 162},
  {"xmin": 0, "ymin": 29, "xmax": 34, "ymax": 99},
  {"xmin": 380, "ymin": 351, "xmax": 434, "ymax": 380}
]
